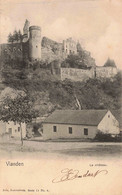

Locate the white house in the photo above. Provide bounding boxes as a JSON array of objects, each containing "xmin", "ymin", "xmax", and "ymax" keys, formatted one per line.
[
  {"xmin": 0, "ymin": 121, "xmax": 26, "ymax": 139},
  {"xmin": 42, "ymin": 110, "xmax": 119, "ymax": 140}
]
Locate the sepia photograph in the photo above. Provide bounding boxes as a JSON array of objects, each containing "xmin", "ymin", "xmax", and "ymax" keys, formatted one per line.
[{"xmin": 0, "ymin": 0, "xmax": 122, "ymax": 194}]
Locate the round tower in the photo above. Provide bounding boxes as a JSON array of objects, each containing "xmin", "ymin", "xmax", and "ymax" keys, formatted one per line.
[{"xmin": 29, "ymin": 26, "xmax": 41, "ymax": 61}]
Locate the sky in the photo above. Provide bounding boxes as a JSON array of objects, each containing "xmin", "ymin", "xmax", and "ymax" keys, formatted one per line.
[{"xmin": 0, "ymin": 0, "xmax": 122, "ymax": 69}]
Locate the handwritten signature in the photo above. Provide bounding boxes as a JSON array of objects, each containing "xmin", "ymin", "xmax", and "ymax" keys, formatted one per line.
[{"xmin": 52, "ymin": 168, "xmax": 108, "ymax": 183}]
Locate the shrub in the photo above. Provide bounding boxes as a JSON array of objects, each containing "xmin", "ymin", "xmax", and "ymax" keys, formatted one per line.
[{"xmin": 94, "ymin": 130, "xmax": 121, "ymax": 142}]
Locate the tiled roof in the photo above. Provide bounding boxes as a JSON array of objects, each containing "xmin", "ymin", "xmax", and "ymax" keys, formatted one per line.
[
  {"xmin": 111, "ymin": 109, "xmax": 122, "ymax": 128},
  {"xmin": 43, "ymin": 110, "xmax": 108, "ymax": 126}
]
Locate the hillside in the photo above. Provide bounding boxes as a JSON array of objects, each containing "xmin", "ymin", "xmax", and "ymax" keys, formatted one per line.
[{"xmin": 0, "ymin": 65, "xmax": 121, "ymax": 118}]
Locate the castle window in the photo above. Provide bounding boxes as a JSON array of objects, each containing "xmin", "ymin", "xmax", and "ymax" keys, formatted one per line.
[
  {"xmin": 36, "ymin": 45, "xmax": 38, "ymax": 48},
  {"xmin": 108, "ymin": 115, "xmax": 110, "ymax": 118}
]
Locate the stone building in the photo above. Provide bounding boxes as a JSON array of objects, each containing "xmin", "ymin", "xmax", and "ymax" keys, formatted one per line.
[
  {"xmin": 63, "ymin": 37, "xmax": 77, "ymax": 55},
  {"xmin": 0, "ymin": 121, "xmax": 26, "ymax": 139},
  {"xmin": 28, "ymin": 26, "xmax": 41, "ymax": 61},
  {"xmin": 0, "ymin": 19, "xmax": 118, "ymax": 81},
  {"xmin": 0, "ymin": 20, "xmax": 42, "ymax": 62},
  {"xmin": 42, "ymin": 110, "xmax": 119, "ymax": 140}
]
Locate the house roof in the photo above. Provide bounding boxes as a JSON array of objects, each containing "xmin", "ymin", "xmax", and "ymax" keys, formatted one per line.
[
  {"xmin": 111, "ymin": 109, "xmax": 122, "ymax": 129},
  {"xmin": 43, "ymin": 110, "xmax": 108, "ymax": 126}
]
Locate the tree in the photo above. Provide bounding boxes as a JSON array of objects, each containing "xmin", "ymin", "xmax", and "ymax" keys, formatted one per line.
[
  {"xmin": 0, "ymin": 95, "xmax": 39, "ymax": 146},
  {"xmin": 18, "ymin": 30, "xmax": 23, "ymax": 43},
  {"xmin": 13, "ymin": 30, "xmax": 19, "ymax": 42},
  {"xmin": 62, "ymin": 54, "xmax": 84, "ymax": 69},
  {"xmin": 104, "ymin": 58, "xmax": 116, "ymax": 67},
  {"xmin": 7, "ymin": 30, "xmax": 23, "ymax": 43},
  {"xmin": 8, "ymin": 33, "xmax": 14, "ymax": 43}
]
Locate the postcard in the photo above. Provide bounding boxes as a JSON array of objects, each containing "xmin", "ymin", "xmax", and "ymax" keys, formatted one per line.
[{"xmin": 0, "ymin": 0, "xmax": 122, "ymax": 195}]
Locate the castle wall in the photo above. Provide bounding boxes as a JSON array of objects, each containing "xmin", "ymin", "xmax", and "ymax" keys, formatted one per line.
[
  {"xmin": 41, "ymin": 37, "xmax": 65, "ymax": 63},
  {"xmin": 96, "ymin": 67, "xmax": 117, "ymax": 78},
  {"xmin": 61, "ymin": 68, "xmax": 94, "ymax": 81},
  {"xmin": 0, "ymin": 43, "xmax": 23, "ymax": 63},
  {"xmin": 22, "ymin": 41, "xmax": 29, "ymax": 60}
]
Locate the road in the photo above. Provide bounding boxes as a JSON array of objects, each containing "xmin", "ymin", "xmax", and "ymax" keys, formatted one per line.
[{"xmin": 0, "ymin": 140, "xmax": 122, "ymax": 159}]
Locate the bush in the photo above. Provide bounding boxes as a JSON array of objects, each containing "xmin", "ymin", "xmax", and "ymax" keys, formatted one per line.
[{"xmin": 94, "ymin": 130, "xmax": 121, "ymax": 142}]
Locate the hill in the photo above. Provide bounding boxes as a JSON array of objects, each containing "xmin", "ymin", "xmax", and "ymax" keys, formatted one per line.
[{"xmin": 0, "ymin": 65, "xmax": 121, "ymax": 117}]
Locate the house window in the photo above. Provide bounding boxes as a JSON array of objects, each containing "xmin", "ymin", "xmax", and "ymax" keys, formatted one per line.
[
  {"xmin": 69, "ymin": 127, "xmax": 72, "ymax": 134},
  {"xmin": 8, "ymin": 128, "xmax": 12, "ymax": 134},
  {"xmin": 53, "ymin": 126, "xmax": 57, "ymax": 132},
  {"xmin": 18, "ymin": 127, "xmax": 20, "ymax": 132},
  {"xmin": 84, "ymin": 128, "xmax": 88, "ymax": 135}
]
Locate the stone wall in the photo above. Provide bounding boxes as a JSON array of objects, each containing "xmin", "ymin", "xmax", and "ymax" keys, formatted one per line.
[
  {"xmin": 61, "ymin": 67, "xmax": 118, "ymax": 82},
  {"xmin": 61, "ymin": 68, "xmax": 94, "ymax": 81},
  {"xmin": 96, "ymin": 67, "xmax": 117, "ymax": 78},
  {"xmin": 0, "ymin": 43, "xmax": 23, "ymax": 63},
  {"xmin": 41, "ymin": 37, "xmax": 65, "ymax": 63}
]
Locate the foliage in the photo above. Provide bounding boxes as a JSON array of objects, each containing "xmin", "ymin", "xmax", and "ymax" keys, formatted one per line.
[
  {"xmin": 61, "ymin": 54, "xmax": 87, "ymax": 69},
  {"xmin": 0, "ymin": 95, "xmax": 39, "ymax": 124},
  {"xmin": 1, "ymin": 61, "xmax": 121, "ymax": 114},
  {"xmin": 62, "ymin": 42, "xmax": 96, "ymax": 69},
  {"xmin": 101, "ymin": 72, "xmax": 122, "ymax": 98},
  {"xmin": 8, "ymin": 30, "xmax": 23, "ymax": 43},
  {"xmin": 0, "ymin": 95, "xmax": 39, "ymax": 145},
  {"xmin": 8, "ymin": 33, "xmax": 14, "ymax": 43},
  {"xmin": 94, "ymin": 130, "xmax": 122, "ymax": 142},
  {"xmin": 104, "ymin": 58, "xmax": 116, "ymax": 67},
  {"xmin": 61, "ymin": 44, "xmax": 96, "ymax": 69}
]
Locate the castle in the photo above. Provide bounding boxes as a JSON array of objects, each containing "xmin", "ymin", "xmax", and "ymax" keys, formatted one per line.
[
  {"xmin": 0, "ymin": 19, "xmax": 78, "ymax": 63},
  {"xmin": 0, "ymin": 19, "xmax": 118, "ymax": 82}
]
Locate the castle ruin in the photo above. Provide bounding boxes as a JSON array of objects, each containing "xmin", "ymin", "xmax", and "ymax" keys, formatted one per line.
[
  {"xmin": 63, "ymin": 37, "xmax": 77, "ymax": 56},
  {"xmin": 0, "ymin": 19, "xmax": 118, "ymax": 81}
]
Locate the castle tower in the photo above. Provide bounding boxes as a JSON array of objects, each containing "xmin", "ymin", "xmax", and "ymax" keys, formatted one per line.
[{"xmin": 29, "ymin": 26, "xmax": 41, "ymax": 61}]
